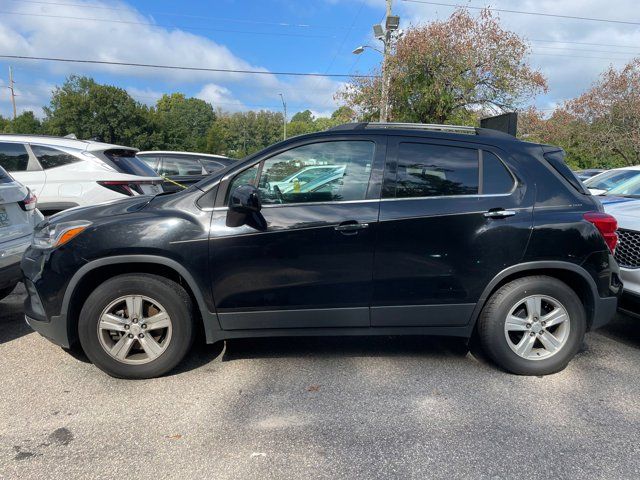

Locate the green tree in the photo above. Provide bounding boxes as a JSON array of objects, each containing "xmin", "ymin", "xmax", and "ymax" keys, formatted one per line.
[
  {"xmin": 153, "ymin": 93, "xmax": 216, "ymax": 151},
  {"xmin": 206, "ymin": 110, "xmax": 284, "ymax": 157},
  {"xmin": 338, "ymin": 8, "xmax": 547, "ymax": 124},
  {"xmin": 43, "ymin": 76, "xmax": 151, "ymax": 147},
  {"xmin": 290, "ymin": 109, "xmax": 314, "ymax": 123},
  {"xmin": 4, "ymin": 111, "xmax": 42, "ymax": 134}
]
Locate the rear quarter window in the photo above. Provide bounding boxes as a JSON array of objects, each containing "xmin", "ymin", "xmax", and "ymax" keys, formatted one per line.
[
  {"xmin": 31, "ymin": 145, "xmax": 81, "ymax": 169},
  {"xmin": 543, "ymin": 150, "xmax": 589, "ymax": 194}
]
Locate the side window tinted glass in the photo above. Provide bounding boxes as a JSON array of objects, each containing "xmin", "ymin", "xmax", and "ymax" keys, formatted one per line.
[
  {"xmin": 228, "ymin": 164, "xmax": 259, "ymax": 198},
  {"xmin": 258, "ymin": 141, "xmax": 375, "ymax": 205},
  {"xmin": 482, "ymin": 151, "xmax": 514, "ymax": 194},
  {"xmin": 31, "ymin": 145, "xmax": 80, "ymax": 169},
  {"xmin": 0, "ymin": 142, "xmax": 29, "ymax": 172},
  {"xmin": 139, "ymin": 155, "xmax": 160, "ymax": 170},
  {"xmin": 200, "ymin": 159, "xmax": 226, "ymax": 173},
  {"xmin": 160, "ymin": 156, "xmax": 204, "ymax": 176},
  {"xmin": 391, "ymin": 143, "xmax": 478, "ymax": 198}
]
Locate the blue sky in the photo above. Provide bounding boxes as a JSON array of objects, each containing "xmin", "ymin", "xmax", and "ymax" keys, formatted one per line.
[{"xmin": 1, "ymin": 0, "xmax": 640, "ymax": 120}]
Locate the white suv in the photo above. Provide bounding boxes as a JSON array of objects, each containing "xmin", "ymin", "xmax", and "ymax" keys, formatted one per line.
[
  {"xmin": 0, "ymin": 165, "xmax": 43, "ymax": 301},
  {"xmin": 0, "ymin": 135, "xmax": 163, "ymax": 214}
]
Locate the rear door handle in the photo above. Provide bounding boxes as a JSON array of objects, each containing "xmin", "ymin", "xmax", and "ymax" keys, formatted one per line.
[
  {"xmin": 483, "ymin": 209, "xmax": 517, "ymax": 219},
  {"xmin": 335, "ymin": 221, "xmax": 369, "ymax": 234}
]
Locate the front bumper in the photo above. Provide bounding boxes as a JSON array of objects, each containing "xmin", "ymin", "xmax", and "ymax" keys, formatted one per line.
[{"xmin": 617, "ymin": 266, "xmax": 640, "ymax": 318}]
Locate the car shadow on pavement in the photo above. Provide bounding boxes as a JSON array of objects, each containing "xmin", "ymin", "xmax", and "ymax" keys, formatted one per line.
[
  {"xmin": 222, "ymin": 335, "xmax": 471, "ymax": 361},
  {"xmin": 599, "ymin": 312, "xmax": 640, "ymax": 349},
  {"xmin": 0, "ymin": 286, "xmax": 32, "ymax": 345}
]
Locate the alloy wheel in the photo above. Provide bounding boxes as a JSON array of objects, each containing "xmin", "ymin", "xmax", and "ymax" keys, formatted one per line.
[
  {"xmin": 504, "ymin": 295, "xmax": 571, "ymax": 361},
  {"xmin": 97, "ymin": 295, "xmax": 173, "ymax": 365}
]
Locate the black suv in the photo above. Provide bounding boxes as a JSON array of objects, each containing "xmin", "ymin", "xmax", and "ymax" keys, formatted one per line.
[{"xmin": 22, "ymin": 123, "xmax": 622, "ymax": 379}]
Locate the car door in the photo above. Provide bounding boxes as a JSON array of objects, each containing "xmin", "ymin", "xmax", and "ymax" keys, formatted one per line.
[
  {"xmin": 208, "ymin": 136, "xmax": 386, "ymax": 330},
  {"xmin": 0, "ymin": 142, "xmax": 46, "ymax": 200},
  {"xmin": 371, "ymin": 136, "xmax": 534, "ymax": 327}
]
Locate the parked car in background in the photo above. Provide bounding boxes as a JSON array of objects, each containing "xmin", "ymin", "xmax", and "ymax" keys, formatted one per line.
[
  {"xmin": 0, "ymin": 135, "xmax": 163, "ymax": 215},
  {"xmin": 602, "ymin": 197, "xmax": 640, "ymax": 317},
  {"xmin": 22, "ymin": 122, "xmax": 621, "ymax": 379},
  {"xmin": 583, "ymin": 166, "xmax": 640, "ymax": 195},
  {"xmin": 137, "ymin": 151, "xmax": 235, "ymax": 193},
  {"xmin": 575, "ymin": 168, "xmax": 605, "ymax": 181},
  {"xmin": 0, "ymin": 165, "xmax": 43, "ymax": 301}
]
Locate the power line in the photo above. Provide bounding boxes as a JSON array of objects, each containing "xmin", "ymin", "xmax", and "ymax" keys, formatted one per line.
[
  {"xmin": 0, "ymin": 10, "xmax": 336, "ymax": 38},
  {"xmin": 0, "ymin": 54, "xmax": 376, "ymax": 78},
  {"xmin": 401, "ymin": 0, "xmax": 640, "ymax": 27}
]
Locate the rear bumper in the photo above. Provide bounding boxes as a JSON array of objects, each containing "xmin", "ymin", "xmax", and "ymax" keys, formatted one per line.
[{"xmin": 0, "ymin": 235, "xmax": 30, "ymax": 289}]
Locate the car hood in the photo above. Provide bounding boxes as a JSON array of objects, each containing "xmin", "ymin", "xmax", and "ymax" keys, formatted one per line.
[
  {"xmin": 603, "ymin": 198, "xmax": 640, "ymax": 230},
  {"xmin": 47, "ymin": 195, "xmax": 154, "ymax": 224},
  {"xmin": 598, "ymin": 195, "xmax": 637, "ymax": 206}
]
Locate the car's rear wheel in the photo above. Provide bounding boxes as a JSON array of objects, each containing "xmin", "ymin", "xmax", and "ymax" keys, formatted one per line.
[
  {"xmin": 78, "ymin": 274, "xmax": 194, "ymax": 379},
  {"xmin": 477, "ymin": 276, "xmax": 586, "ymax": 375}
]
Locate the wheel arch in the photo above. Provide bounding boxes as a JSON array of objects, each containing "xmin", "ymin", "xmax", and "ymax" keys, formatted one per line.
[
  {"xmin": 469, "ymin": 261, "xmax": 600, "ymax": 332},
  {"xmin": 61, "ymin": 255, "xmax": 221, "ymax": 347}
]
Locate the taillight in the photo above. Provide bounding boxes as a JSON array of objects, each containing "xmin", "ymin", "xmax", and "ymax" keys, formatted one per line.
[
  {"xmin": 97, "ymin": 181, "xmax": 158, "ymax": 196},
  {"xmin": 19, "ymin": 188, "xmax": 37, "ymax": 211},
  {"xmin": 584, "ymin": 211, "xmax": 618, "ymax": 253}
]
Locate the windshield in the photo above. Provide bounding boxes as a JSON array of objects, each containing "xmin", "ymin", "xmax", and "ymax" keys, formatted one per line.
[
  {"xmin": 585, "ymin": 169, "xmax": 640, "ymax": 191},
  {"xmin": 606, "ymin": 175, "xmax": 640, "ymax": 197}
]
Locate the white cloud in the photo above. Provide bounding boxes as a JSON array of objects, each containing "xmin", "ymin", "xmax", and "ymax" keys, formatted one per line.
[
  {"xmin": 0, "ymin": 0, "xmax": 346, "ymax": 116},
  {"xmin": 126, "ymin": 86, "xmax": 163, "ymax": 106},
  {"xmin": 196, "ymin": 83, "xmax": 245, "ymax": 111}
]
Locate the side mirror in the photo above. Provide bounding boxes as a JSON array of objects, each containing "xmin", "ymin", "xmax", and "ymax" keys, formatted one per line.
[{"xmin": 229, "ymin": 185, "xmax": 261, "ymax": 214}]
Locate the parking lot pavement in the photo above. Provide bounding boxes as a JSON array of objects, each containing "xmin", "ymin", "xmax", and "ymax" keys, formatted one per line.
[{"xmin": 1, "ymin": 285, "xmax": 639, "ymax": 480}]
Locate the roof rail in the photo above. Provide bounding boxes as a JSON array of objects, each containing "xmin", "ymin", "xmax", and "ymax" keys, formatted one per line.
[{"xmin": 328, "ymin": 121, "xmax": 515, "ymax": 138}]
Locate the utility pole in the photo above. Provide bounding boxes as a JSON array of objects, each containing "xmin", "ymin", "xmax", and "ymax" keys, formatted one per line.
[
  {"xmin": 8, "ymin": 66, "xmax": 17, "ymax": 120},
  {"xmin": 379, "ymin": 0, "xmax": 392, "ymax": 122},
  {"xmin": 279, "ymin": 93, "xmax": 287, "ymax": 140}
]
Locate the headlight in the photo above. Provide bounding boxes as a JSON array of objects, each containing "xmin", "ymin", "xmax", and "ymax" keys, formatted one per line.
[{"xmin": 32, "ymin": 221, "xmax": 92, "ymax": 249}]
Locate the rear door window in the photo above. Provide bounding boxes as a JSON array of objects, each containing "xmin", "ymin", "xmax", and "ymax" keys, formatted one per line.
[
  {"xmin": 388, "ymin": 142, "xmax": 479, "ymax": 198},
  {"xmin": 0, "ymin": 142, "xmax": 29, "ymax": 172},
  {"xmin": 0, "ymin": 166, "xmax": 13, "ymax": 184},
  {"xmin": 31, "ymin": 145, "xmax": 81, "ymax": 169}
]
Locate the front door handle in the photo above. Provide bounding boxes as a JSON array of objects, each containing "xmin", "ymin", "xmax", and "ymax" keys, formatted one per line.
[
  {"xmin": 483, "ymin": 209, "xmax": 517, "ymax": 219},
  {"xmin": 335, "ymin": 221, "xmax": 369, "ymax": 234}
]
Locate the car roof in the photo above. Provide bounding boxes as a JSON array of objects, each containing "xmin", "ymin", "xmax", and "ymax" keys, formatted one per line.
[
  {"xmin": 137, "ymin": 151, "xmax": 230, "ymax": 160},
  {"xmin": 0, "ymin": 134, "xmax": 137, "ymax": 153}
]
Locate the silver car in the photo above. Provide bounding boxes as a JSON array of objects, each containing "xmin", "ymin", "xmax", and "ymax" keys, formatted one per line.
[{"xmin": 0, "ymin": 165, "xmax": 44, "ymax": 301}]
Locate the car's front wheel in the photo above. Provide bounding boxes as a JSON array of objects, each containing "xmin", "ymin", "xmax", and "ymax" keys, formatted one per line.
[
  {"xmin": 78, "ymin": 274, "xmax": 194, "ymax": 379},
  {"xmin": 477, "ymin": 276, "xmax": 586, "ymax": 375}
]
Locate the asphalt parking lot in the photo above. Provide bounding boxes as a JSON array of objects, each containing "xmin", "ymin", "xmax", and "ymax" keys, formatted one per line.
[{"xmin": 1, "ymin": 284, "xmax": 639, "ymax": 480}]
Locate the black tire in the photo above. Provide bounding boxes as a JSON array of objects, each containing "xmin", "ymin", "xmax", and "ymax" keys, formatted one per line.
[
  {"xmin": 78, "ymin": 274, "xmax": 194, "ymax": 379},
  {"xmin": 477, "ymin": 276, "xmax": 586, "ymax": 376},
  {"xmin": 0, "ymin": 284, "xmax": 17, "ymax": 302}
]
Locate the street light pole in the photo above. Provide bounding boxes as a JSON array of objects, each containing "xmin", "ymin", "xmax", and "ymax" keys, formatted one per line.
[
  {"xmin": 353, "ymin": 1, "xmax": 398, "ymax": 122},
  {"xmin": 8, "ymin": 66, "xmax": 17, "ymax": 120},
  {"xmin": 379, "ymin": 0, "xmax": 393, "ymax": 122},
  {"xmin": 279, "ymin": 93, "xmax": 287, "ymax": 140}
]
